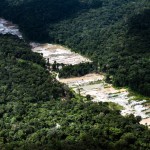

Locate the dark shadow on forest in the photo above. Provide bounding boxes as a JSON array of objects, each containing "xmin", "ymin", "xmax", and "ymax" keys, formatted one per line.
[{"xmin": 126, "ymin": 9, "xmax": 150, "ymax": 53}]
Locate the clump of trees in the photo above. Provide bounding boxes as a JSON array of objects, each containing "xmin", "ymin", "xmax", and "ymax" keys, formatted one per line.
[
  {"xmin": 59, "ymin": 63, "xmax": 94, "ymax": 78},
  {"xmin": 58, "ymin": 62, "xmax": 97, "ymax": 78}
]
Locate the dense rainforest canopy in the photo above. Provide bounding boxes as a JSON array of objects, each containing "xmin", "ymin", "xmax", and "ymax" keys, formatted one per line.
[
  {"xmin": 0, "ymin": 35, "xmax": 150, "ymax": 150},
  {"xmin": 0, "ymin": 0, "xmax": 149, "ymax": 96},
  {"xmin": 0, "ymin": 0, "xmax": 150, "ymax": 149},
  {"xmin": 0, "ymin": 35, "xmax": 73, "ymax": 103}
]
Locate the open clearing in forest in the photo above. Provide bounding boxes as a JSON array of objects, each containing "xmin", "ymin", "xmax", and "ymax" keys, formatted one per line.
[
  {"xmin": 60, "ymin": 74, "xmax": 150, "ymax": 127},
  {"xmin": 1, "ymin": 18, "xmax": 150, "ymax": 127},
  {"xmin": 30, "ymin": 42, "xmax": 92, "ymax": 65}
]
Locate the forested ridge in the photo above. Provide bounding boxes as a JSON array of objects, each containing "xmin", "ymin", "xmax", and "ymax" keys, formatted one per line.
[
  {"xmin": 0, "ymin": 0, "xmax": 150, "ymax": 149},
  {"xmin": 0, "ymin": 0, "xmax": 149, "ymax": 96},
  {"xmin": 0, "ymin": 35, "xmax": 150, "ymax": 150},
  {"xmin": 0, "ymin": 35, "xmax": 71, "ymax": 103}
]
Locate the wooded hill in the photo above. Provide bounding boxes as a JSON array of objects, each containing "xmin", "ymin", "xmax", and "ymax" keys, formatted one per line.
[
  {"xmin": 0, "ymin": 0, "xmax": 149, "ymax": 96},
  {"xmin": 0, "ymin": 34, "xmax": 150, "ymax": 150}
]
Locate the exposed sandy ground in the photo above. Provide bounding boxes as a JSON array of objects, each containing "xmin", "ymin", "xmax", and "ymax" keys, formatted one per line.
[
  {"xmin": 0, "ymin": 18, "xmax": 22, "ymax": 38},
  {"xmin": 60, "ymin": 73, "xmax": 104, "ymax": 84},
  {"xmin": 30, "ymin": 42, "xmax": 92, "ymax": 65},
  {"xmin": 140, "ymin": 118, "xmax": 150, "ymax": 127},
  {"xmin": 60, "ymin": 73, "xmax": 150, "ymax": 125},
  {"xmin": 1, "ymin": 18, "xmax": 149, "ymax": 126}
]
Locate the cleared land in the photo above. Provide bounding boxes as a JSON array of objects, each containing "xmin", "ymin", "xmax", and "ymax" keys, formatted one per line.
[
  {"xmin": 30, "ymin": 42, "xmax": 92, "ymax": 65},
  {"xmin": 60, "ymin": 74, "xmax": 150, "ymax": 126},
  {"xmin": 1, "ymin": 18, "xmax": 149, "ymax": 127}
]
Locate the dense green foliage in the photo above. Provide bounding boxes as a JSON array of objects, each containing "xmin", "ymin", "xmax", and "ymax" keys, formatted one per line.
[
  {"xmin": 0, "ymin": 1, "xmax": 150, "ymax": 149},
  {"xmin": 0, "ymin": 0, "xmax": 81, "ymax": 41},
  {"xmin": 47, "ymin": 0, "xmax": 150, "ymax": 96},
  {"xmin": 1, "ymin": 0, "xmax": 149, "ymax": 96},
  {"xmin": 0, "ymin": 35, "xmax": 71, "ymax": 103},
  {"xmin": 0, "ymin": 35, "xmax": 150, "ymax": 150},
  {"xmin": 59, "ymin": 63, "xmax": 94, "ymax": 78},
  {"xmin": 1, "ymin": 99, "xmax": 150, "ymax": 150},
  {"xmin": 57, "ymin": 62, "xmax": 97, "ymax": 78}
]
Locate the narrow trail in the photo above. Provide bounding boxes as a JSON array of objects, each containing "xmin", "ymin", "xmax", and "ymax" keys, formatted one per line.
[{"xmin": 0, "ymin": 18, "xmax": 149, "ymax": 127}]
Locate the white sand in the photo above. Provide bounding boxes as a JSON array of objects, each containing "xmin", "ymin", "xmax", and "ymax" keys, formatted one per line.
[
  {"xmin": 60, "ymin": 73, "xmax": 150, "ymax": 125},
  {"xmin": 30, "ymin": 42, "xmax": 92, "ymax": 65}
]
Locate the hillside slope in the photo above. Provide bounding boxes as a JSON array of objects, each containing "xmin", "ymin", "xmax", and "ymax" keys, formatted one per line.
[
  {"xmin": 0, "ymin": 0, "xmax": 149, "ymax": 96},
  {"xmin": 47, "ymin": 0, "xmax": 150, "ymax": 96},
  {"xmin": 0, "ymin": 35, "xmax": 149, "ymax": 150},
  {"xmin": 0, "ymin": 35, "xmax": 70, "ymax": 103}
]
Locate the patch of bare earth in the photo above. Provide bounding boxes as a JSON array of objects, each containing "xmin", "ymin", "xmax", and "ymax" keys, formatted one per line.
[
  {"xmin": 140, "ymin": 118, "xmax": 150, "ymax": 127},
  {"xmin": 60, "ymin": 73, "xmax": 150, "ymax": 126},
  {"xmin": 30, "ymin": 43, "xmax": 92, "ymax": 65}
]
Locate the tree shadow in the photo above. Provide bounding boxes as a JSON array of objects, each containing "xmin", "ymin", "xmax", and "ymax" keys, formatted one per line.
[
  {"xmin": 126, "ymin": 9, "xmax": 150, "ymax": 53},
  {"xmin": 0, "ymin": 0, "xmax": 103, "ymax": 42}
]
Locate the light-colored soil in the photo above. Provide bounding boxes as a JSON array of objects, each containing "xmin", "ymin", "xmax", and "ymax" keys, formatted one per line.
[
  {"xmin": 30, "ymin": 42, "xmax": 92, "ymax": 65},
  {"xmin": 60, "ymin": 73, "xmax": 150, "ymax": 125},
  {"xmin": 140, "ymin": 118, "xmax": 150, "ymax": 127},
  {"xmin": 60, "ymin": 73, "xmax": 104, "ymax": 84}
]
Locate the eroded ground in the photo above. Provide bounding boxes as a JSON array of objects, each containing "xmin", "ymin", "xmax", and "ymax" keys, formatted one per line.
[
  {"xmin": 60, "ymin": 74, "xmax": 150, "ymax": 126},
  {"xmin": 30, "ymin": 42, "xmax": 92, "ymax": 65},
  {"xmin": 1, "ymin": 18, "xmax": 150, "ymax": 127}
]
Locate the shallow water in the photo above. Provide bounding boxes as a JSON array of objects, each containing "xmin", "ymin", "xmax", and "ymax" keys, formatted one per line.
[{"xmin": 0, "ymin": 18, "xmax": 22, "ymax": 38}]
